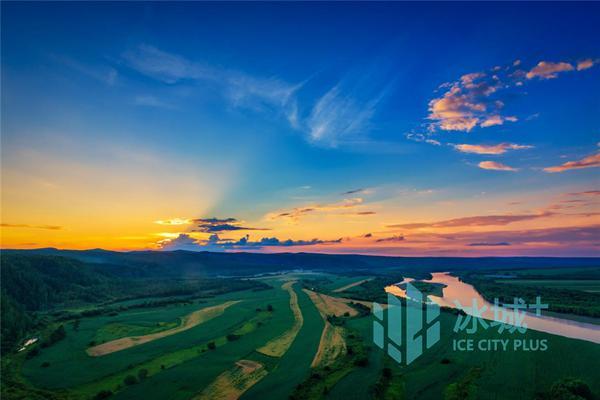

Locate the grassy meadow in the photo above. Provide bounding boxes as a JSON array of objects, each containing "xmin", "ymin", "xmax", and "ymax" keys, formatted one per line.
[{"xmin": 3, "ymin": 266, "xmax": 599, "ymax": 400}]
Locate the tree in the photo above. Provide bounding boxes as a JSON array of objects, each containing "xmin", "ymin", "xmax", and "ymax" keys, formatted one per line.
[
  {"xmin": 227, "ymin": 334, "xmax": 240, "ymax": 341},
  {"xmin": 41, "ymin": 361, "xmax": 50, "ymax": 368},
  {"xmin": 207, "ymin": 341, "xmax": 216, "ymax": 350},
  {"xmin": 267, "ymin": 304, "xmax": 274, "ymax": 312},
  {"xmin": 549, "ymin": 378, "xmax": 593, "ymax": 400},
  {"xmin": 94, "ymin": 390, "xmax": 113, "ymax": 399},
  {"xmin": 123, "ymin": 375, "xmax": 138, "ymax": 386},
  {"xmin": 137, "ymin": 369, "xmax": 149, "ymax": 380}
]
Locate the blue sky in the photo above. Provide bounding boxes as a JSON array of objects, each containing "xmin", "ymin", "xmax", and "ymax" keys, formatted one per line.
[{"xmin": 1, "ymin": 2, "xmax": 599, "ymax": 255}]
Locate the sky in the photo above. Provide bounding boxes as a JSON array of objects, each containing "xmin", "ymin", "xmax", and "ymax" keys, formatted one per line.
[{"xmin": 1, "ymin": 2, "xmax": 599, "ymax": 256}]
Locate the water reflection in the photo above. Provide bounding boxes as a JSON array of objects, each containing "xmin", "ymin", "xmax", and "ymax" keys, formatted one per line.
[{"xmin": 385, "ymin": 272, "xmax": 600, "ymax": 344}]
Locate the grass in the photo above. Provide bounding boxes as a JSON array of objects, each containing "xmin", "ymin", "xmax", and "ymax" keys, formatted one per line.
[
  {"xmin": 242, "ymin": 287, "xmax": 324, "ymax": 400},
  {"xmin": 368, "ymin": 310, "xmax": 600, "ymax": 400},
  {"xmin": 304, "ymin": 289, "xmax": 349, "ymax": 367},
  {"xmin": 332, "ymin": 278, "xmax": 375, "ymax": 293},
  {"xmin": 9, "ymin": 270, "xmax": 600, "ymax": 400},
  {"xmin": 73, "ymin": 310, "xmax": 273, "ymax": 397},
  {"xmin": 256, "ymin": 281, "xmax": 303, "ymax": 357},
  {"xmin": 326, "ymin": 316, "xmax": 384, "ymax": 400},
  {"xmin": 87, "ymin": 301, "xmax": 241, "ymax": 356},
  {"xmin": 497, "ymin": 279, "xmax": 600, "ymax": 293},
  {"xmin": 21, "ymin": 289, "xmax": 276, "ymax": 389}
]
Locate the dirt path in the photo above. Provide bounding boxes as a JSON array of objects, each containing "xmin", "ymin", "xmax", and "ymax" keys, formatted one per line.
[
  {"xmin": 87, "ymin": 301, "xmax": 241, "ymax": 357},
  {"xmin": 303, "ymin": 289, "xmax": 348, "ymax": 367},
  {"xmin": 193, "ymin": 360, "xmax": 267, "ymax": 400},
  {"xmin": 256, "ymin": 281, "xmax": 303, "ymax": 357},
  {"xmin": 303, "ymin": 289, "xmax": 359, "ymax": 317},
  {"xmin": 332, "ymin": 278, "xmax": 374, "ymax": 293}
]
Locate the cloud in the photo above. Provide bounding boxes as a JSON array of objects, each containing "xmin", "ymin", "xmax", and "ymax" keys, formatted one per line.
[
  {"xmin": 124, "ymin": 44, "xmax": 391, "ymax": 148},
  {"xmin": 566, "ymin": 190, "xmax": 600, "ymax": 197},
  {"xmin": 134, "ymin": 95, "xmax": 175, "ymax": 109},
  {"xmin": 468, "ymin": 242, "xmax": 511, "ymax": 247},
  {"xmin": 157, "ymin": 233, "xmax": 200, "ymax": 250},
  {"xmin": 375, "ymin": 235, "xmax": 405, "ymax": 243},
  {"xmin": 53, "ymin": 55, "xmax": 118, "ymax": 86},
  {"xmin": 425, "ymin": 58, "xmax": 594, "ymax": 135},
  {"xmin": 526, "ymin": 61, "xmax": 574, "ymax": 79},
  {"xmin": 123, "ymin": 44, "xmax": 300, "ymax": 123},
  {"xmin": 387, "ymin": 212, "xmax": 553, "ymax": 230},
  {"xmin": 342, "ymin": 188, "xmax": 366, "ymax": 195},
  {"xmin": 577, "ymin": 59, "xmax": 595, "ymax": 71},
  {"xmin": 268, "ymin": 198, "xmax": 364, "ymax": 221},
  {"xmin": 158, "ymin": 233, "xmax": 341, "ymax": 251},
  {"xmin": 154, "ymin": 218, "xmax": 191, "ymax": 225},
  {"xmin": 194, "ymin": 217, "xmax": 238, "ymax": 224},
  {"xmin": 0, "ymin": 223, "xmax": 62, "ymax": 230},
  {"xmin": 478, "ymin": 161, "xmax": 518, "ymax": 171},
  {"xmin": 192, "ymin": 217, "xmax": 268, "ymax": 233},
  {"xmin": 457, "ymin": 225, "xmax": 600, "ymax": 247},
  {"xmin": 122, "ymin": 44, "xmax": 213, "ymax": 83},
  {"xmin": 427, "ymin": 71, "xmax": 517, "ymax": 132},
  {"xmin": 543, "ymin": 152, "xmax": 600, "ymax": 172},
  {"xmin": 307, "ymin": 84, "xmax": 383, "ymax": 146},
  {"xmin": 354, "ymin": 211, "xmax": 376, "ymax": 216},
  {"xmin": 454, "ymin": 143, "xmax": 533, "ymax": 155}
]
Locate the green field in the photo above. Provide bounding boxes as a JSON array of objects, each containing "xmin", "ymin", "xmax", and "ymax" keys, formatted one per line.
[
  {"xmin": 497, "ymin": 279, "xmax": 600, "ymax": 293},
  {"xmin": 4, "ymin": 269, "xmax": 600, "ymax": 400}
]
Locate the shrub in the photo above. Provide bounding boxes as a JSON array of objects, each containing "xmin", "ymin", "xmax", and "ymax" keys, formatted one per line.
[
  {"xmin": 227, "ymin": 334, "xmax": 240, "ymax": 341},
  {"xmin": 41, "ymin": 361, "xmax": 50, "ymax": 368},
  {"xmin": 26, "ymin": 347, "xmax": 40, "ymax": 359},
  {"xmin": 137, "ymin": 368, "xmax": 149, "ymax": 380},
  {"xmin": 207, "ymin": 341, "xmax": 216, "ymax": 350},
  {"xmin": 123, "ymin": 375, "xmax": 138, "ymax": 386},
  {"xmin": 354, "ymin": 357, "xmax": 369, "ymax": 367},
  {"xmin": 267, "ymin": 304, "xmax": 274, "ymax": 312},
  {"xmin": 549, "ymin": 378, "xmax": 593, "ymax": 400},
  {"xmin": 94, "ymin": 390, "xmax": 113, "ymax": 399}
]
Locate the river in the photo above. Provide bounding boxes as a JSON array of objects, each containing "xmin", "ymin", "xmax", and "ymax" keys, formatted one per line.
[{"xmin": 385, "ymin": 272, "xmax": 600, "ymax": 344}]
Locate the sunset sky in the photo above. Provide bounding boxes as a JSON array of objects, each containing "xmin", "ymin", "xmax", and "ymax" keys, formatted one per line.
[{"xmin": 1, "ymin": 2, "xmax": 599, "ymax": 256}]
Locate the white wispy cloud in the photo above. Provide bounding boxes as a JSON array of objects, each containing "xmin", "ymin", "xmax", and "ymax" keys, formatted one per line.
[
  {"xmin": 307, "ymin": 84, "xmax": 382, "ymax": 146},
  {"xmin": 123, "ymin": 44, "xmax": 301, "ymax": 122},
  {"xmin": 53, "ymin": 55, "xmax": 118, "ymax": 86},
  {"xmin": 123, "ymin": 44, "xmax": 388, "ymax": 148},
  {"xmin": 134, "ymin": 95, "xmax": 176, "ymax": 109}
]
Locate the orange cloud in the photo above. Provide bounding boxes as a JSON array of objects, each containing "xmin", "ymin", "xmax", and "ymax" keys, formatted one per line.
[
  {"xmin": 544, "ymin": 152, "xmax": 600, "ymax": 172},
  {"xmin": 387, "ymin": 212, "xmax": 553, "ymax": 230},
  {"xmin": 154, "ymin": 218, "xmax": 192, "ymax": 225},
  {"xmin": 526, "ymin": 61, "xmax": 574, "ymax": 79},
  {"xmin": 0, "ymin": 223, "xmax": 62, "ymax": 230},
  {"xmin": 267, "ymin": 197, "xmax": 365, "ymax": 221},
  {"xmin": 577, "ymin": 59, "xmax": 595, "ymax": 71},
  {"xmin": 454, "ymin": 143, "xmax": 532, "ymax": 155},
  {"xmin": 478, "ymin": 161, "xmax": 517, "ymax": 171}
]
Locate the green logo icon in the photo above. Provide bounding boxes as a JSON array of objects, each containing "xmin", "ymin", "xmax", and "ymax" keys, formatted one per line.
[{"xmin": 373, "ymin": 283, "xmax": 440, "ymax": 365}]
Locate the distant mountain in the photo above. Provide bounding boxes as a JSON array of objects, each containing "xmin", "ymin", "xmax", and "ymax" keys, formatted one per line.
[{"xmin": 3, "ymin": 248, "xmax": 599, "ymax": 278}]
